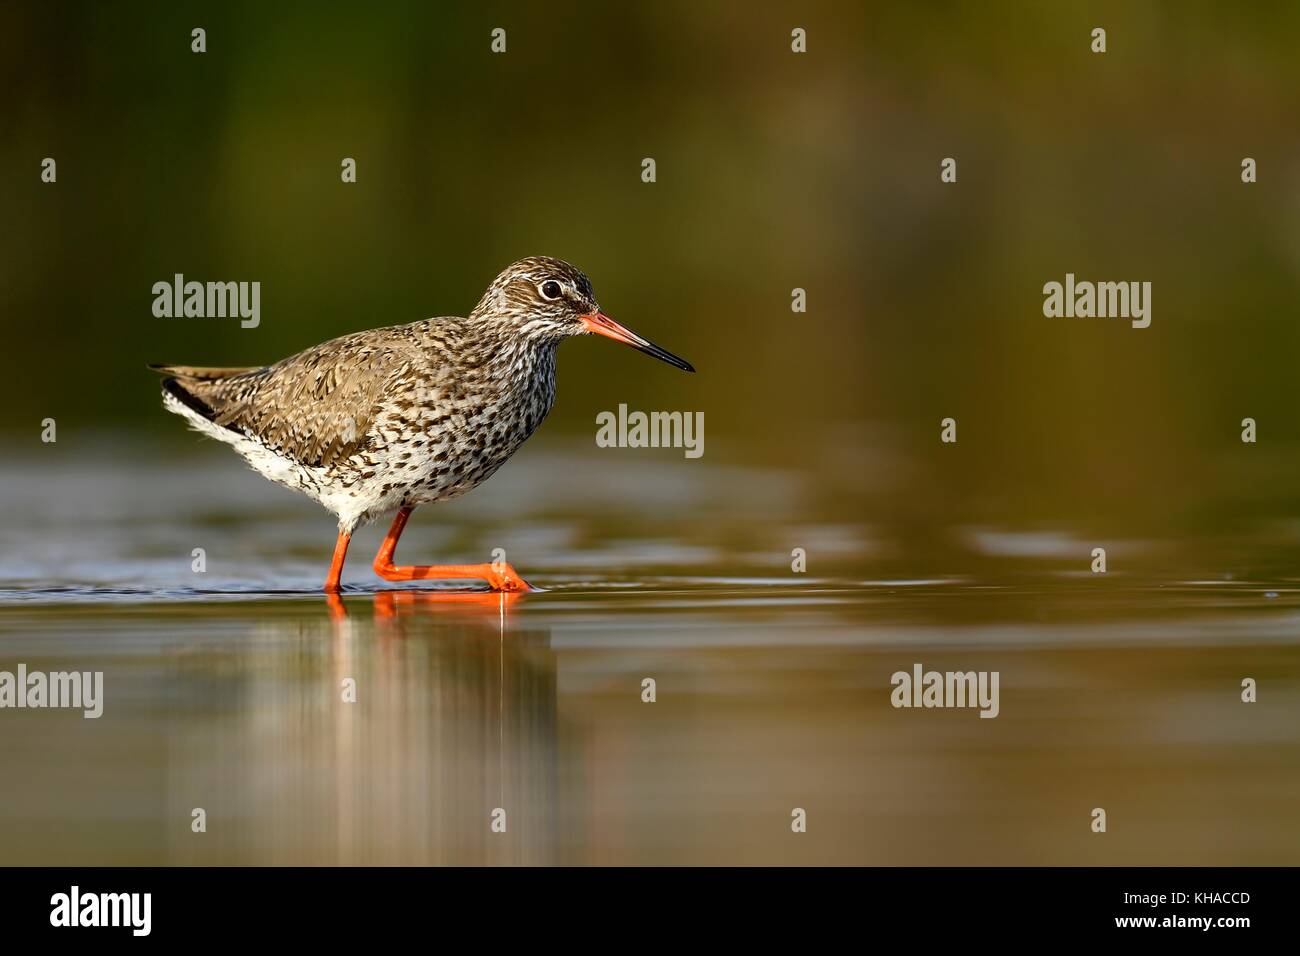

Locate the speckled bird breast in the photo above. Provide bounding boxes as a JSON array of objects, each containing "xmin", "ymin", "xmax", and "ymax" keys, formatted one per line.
[{"xmin": 334, "ymin": 339, "xmax": 559, "ymax": 510}]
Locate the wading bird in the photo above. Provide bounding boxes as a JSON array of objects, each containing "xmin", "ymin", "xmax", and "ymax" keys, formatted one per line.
[{"xmin": 152, "ymin": 257, "xmax": 694, "ymax": 592}]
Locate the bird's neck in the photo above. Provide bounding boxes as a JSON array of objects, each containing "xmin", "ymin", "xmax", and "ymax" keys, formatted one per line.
[
  {"xmin": 474, "ymin": 326, "xmax": 559, "ymax": 404},
  {"xmin": 496, "ymin": 335, "xmax": 557, "ymax": 382}
]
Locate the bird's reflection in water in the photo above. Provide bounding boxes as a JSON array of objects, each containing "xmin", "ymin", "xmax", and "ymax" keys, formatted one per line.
[
  {"xmin": 170, "ymin": 589, "xmax": 556, "ymax": 865},
  {"xmin": 325, "ymin": 588, "xmax": 527, "ymax": 624}
]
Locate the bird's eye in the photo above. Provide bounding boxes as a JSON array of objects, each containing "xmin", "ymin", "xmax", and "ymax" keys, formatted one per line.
[{"xmin": 540, "ymin": 280, "xmax": 563, "ymax": 300}]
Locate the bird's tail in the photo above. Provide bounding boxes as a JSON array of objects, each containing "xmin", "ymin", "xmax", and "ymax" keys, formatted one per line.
[
  {"xmin": 149, "ymin": 363, "xmax": 259, "ymax": 424},
  {"xmin": 147, "ymin": 363, "xmax": 258, "ymax": 380}
]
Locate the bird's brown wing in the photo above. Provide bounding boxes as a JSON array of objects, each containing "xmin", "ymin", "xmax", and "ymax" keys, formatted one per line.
[{"xmin": 160, "ymin": 327, "xmax": 425, "ymax": 469}]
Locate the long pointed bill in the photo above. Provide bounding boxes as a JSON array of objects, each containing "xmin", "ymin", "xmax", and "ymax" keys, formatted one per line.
[{"xmin": 579, "ymin": 312, "xmax": 695, "ymax": 372}]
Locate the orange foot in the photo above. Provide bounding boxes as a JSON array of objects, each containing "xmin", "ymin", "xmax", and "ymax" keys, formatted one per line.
[
  {"xmin": 373, "ymin": 558, "xmax": 534, "ymax": 592},
  {"xmin": 371, "ymin": 506, "xmax": 534, "ymax": 592}
]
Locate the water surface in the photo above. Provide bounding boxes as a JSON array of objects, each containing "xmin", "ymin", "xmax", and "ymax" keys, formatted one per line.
[{"xmin": 1, "ymin": 447, "xmax": 1297, "ymax": 865}]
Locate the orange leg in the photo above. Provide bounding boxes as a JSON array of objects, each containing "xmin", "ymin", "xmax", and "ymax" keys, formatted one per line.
[
  {"xmin": 372, "ymin": 507, "xmax": 533, "ymax": 592},
  {"xmin": 324, "ymin": 530, "xmax": 351, "ymax": 593}
]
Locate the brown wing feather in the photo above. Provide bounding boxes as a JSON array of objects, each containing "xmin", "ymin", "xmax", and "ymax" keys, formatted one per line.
[{"xmin": 167, "ymin": 325, "xmax": 429, "ymax": 469}]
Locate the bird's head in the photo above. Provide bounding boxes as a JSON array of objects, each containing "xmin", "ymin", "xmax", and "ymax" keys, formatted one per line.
[{"xmin": 471, "ymin": 256, "xmax": 694, "ymax": 372}]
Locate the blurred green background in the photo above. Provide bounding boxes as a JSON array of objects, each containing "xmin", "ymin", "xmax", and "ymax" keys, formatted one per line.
[{"xmin": 3, "ymin": 0, "xmax": 1300, "ymax": 547}]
